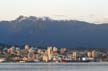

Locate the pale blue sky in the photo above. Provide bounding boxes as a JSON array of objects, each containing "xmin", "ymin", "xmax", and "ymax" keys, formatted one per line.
[{"xmin": 0, "ymin": 0, "xmax": 108, "ymax": 23}]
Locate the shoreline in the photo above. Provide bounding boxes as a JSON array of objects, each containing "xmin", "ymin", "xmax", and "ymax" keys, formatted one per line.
[{"xmin": 0, "ymin": 62, "xmax": 108, "ymax": 64}]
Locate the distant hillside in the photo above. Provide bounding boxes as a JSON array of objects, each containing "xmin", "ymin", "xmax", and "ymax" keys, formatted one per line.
[{"xmin": 0, "ymin": 16, "xmax": 108, "ymax": 48}]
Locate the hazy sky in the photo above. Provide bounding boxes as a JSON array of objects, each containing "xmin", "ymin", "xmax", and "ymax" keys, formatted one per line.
[{"xmin": 0, "ymin": 0, "xmax": 108, "ymax": 23}]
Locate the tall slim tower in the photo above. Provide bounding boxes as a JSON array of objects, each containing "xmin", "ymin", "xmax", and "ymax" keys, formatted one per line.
[
  {"xmin": 47, "ymin": 47, "xmax": 52, "ymax": 60},
  {"xmin": 92, "ymin": 50, "xmax": 96, "ymax": 58},
  {"xmin": 87, "ymin": 51, "xmax": 92, "ymax": 57}
]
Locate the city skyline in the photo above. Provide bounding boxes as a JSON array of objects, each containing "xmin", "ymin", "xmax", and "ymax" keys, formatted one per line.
[{"xmin": 0, "ymin": 0, "xmax": 108, "ymax": 23}]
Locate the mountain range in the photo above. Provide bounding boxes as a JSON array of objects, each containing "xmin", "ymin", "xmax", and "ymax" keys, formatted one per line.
[{"xmin": 0, "ymin": 16, "xmax": 108, "ymax": 48}]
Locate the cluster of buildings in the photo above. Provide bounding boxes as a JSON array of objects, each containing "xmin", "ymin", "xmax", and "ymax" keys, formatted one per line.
[{"xmin": 0, "ymin": 44, "xmax": 108, "ymax": 63}]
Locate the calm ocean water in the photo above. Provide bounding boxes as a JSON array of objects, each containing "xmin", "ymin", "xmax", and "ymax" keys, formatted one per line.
[{"xmin": 0, "ymin": 62, "xmax": 108, "ymax": 71}]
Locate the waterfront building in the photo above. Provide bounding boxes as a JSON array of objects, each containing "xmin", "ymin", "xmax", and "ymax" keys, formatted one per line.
[
  {"xmin": 53, "ymin": 47, "xmax": 57, "ymax": 52},
  {"xmin": 7, "ymin": 46, "xmax": 15, "ymax": 54},
  {"xmin": 28, "ymin": 52, "xmax": 35, "ymax": 61},
  {"xmin": 16, "ymin": 48, "xmax": 20, "ymax": 56},
  {"xmin": 35, "ymin": 54, "xmax": 40, "ymax": 60},
  {"xmin": 87, "ymin": 51, "xmax": 92, "ymax": 57},
  {"xmin": 60, "ymin": 48, "xmax": 67, "ymax": 54},
  {"xmin": 92, "ymin": 50, "xmax": 96, "ymax": 58},
  {"xmin": 72, "ymin": 51, "xmax": 77, "ymax": 60},
  {"xmin": 28, "ymin": 48, "xmax": 34, "ymax": 53},
  {"xmin": 42, "ymin": 54, "xmax": 48, "ymax": 62},
  {"xmin": 0, "ymin": 58, "xmax": 5, "ymax": 63},
  {"xmin": 37, "ymin": 49, "xmax": 42, "ymax": 54},
  {"xmin": 24, "ymin": 44, "xmax": 30, "ymax": 50},
  {"xmin": 23, "ymin": 57, "xmax": 28, "ymax": 61}
]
